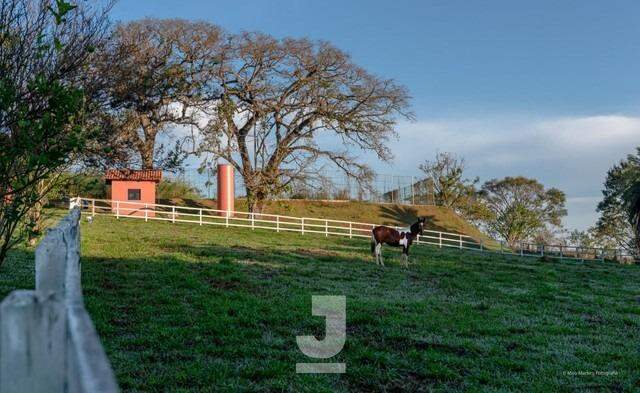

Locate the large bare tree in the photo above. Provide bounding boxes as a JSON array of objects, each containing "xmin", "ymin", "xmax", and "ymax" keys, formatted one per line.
[
  {"xmin": 419, "ymin": 152, "xmax": 479, "ymax": 211},
  {"xmin": 94, "ymin": 18, "xmax": 222, "ymax": 170},
  {"xmin": 199, "ymin": 33, "xmax": 413, "ymax": 212}
]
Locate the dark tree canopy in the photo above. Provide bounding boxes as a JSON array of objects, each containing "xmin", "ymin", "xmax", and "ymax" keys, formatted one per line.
[
  {"xmin": 199, "ymin": 32, "xmax": 413, "ymax": 211},
  {"xmin": 595, "ymin": 147, "xmax": 640, "ymax": 256}
]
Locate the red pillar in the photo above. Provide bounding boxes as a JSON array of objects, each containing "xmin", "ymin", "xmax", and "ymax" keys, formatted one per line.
[{"xmin": 217, "ymin": 164, "xmax": 234, "ymax": 217}]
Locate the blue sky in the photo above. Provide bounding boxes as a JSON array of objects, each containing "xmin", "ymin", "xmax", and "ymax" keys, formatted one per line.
[{"xmin": 112, "ymin": 0, "xmax": 640, "ymax": 230}]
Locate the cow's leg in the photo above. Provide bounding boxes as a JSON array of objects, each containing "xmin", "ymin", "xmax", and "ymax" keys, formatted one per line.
[
  {"xmin": 372, "ymin": 241, "xmax": 377, "ymax": 264},
  {"xmin": 373, "ymin": 242, "xmax": 379, "ymax": 265},
  {"xmin": 377, "ymin": 243, "xmax": 384, "ymax": 266},
  {"xmin": 371, "ymin": 233, "xmax": 377, "ymax": 257},
  {"xmin": 402, "ymin": 246, "xmax": 409, "ymax": 267}
]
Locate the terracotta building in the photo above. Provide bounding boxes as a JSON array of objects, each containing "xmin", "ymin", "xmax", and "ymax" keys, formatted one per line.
[{"xmin": 105, "ymin": 169, "xmax": 162, "ymax": 217}]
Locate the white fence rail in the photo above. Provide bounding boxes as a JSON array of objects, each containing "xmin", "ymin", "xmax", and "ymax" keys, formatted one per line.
[
  {"xmin": 78, "ymin": 197, "xmax": 633, "ymax": 262},
  {"xmin": 495, "ymin": 240, "xmax": 634, "ymax": 262},
  {"xmin": 0, "ymin": 207, "xmax": 119, "ymax": 393},
  {"xmin": 79, "ymin": 197, "xmax": 481, "ymax": 250}
]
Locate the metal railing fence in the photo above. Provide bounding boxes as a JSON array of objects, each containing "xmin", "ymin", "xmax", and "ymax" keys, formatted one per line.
[{"xmin": 165, "ymin": 169, "xmax": 436, "ymax": 205}]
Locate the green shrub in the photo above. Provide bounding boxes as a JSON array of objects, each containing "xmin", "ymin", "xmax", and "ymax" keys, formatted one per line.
[
  {"xmin": 157, "ymin": 179, "xmax": 201, "ymax": 199},
  {"xmin": 50, "ymin": 173, "xmax": 107, "ymax": 199}
]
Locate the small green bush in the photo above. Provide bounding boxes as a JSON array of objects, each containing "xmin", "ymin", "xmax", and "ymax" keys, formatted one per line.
[
  {"xmin": 157, "ymin": 179, "xmax": 201, "ymax": 199},
  {"xmin": 50, "ymin": 173, "xmax": 107, "ymax": 199}
]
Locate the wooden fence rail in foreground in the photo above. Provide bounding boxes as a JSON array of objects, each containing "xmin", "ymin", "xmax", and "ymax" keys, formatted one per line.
[
  {"xmin": 0, "ymin": 207, "xmax": 119, "ymax": 393},
  {"xmin": 78, "ymin": 197, "xmax": 634, "ymax": 263}
]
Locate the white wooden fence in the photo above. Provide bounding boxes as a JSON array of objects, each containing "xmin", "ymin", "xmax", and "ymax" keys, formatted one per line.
[
  {"xmin": 77, "ymin": 197, "xmax": 633, "ymax": 262},
  {"xmin": 78, "ymin": 197, "xmax": 482, "ymax": 251},
  {"xmin": 0, "ymin": 207, "xmax": 119, "ymax": 393}
]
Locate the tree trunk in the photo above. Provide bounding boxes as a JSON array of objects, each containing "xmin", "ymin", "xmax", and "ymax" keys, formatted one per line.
[
  {"xmin": 246, "ymin": 187, "xmax": 266, "ymax": 214},
  {"xmin": 634, "ymin": 211, "xmax": 640, "ymax": 262},
  {"xmin": 140, "ymin": 146, "xmax": 155, "ymax": 170},
  {"xmin": 506, "ymin": 236, "xmax": 521, "ymax": 251},
  {"xmin": 27, "ymin": 199, "xmax": 44, "ymax": 246},
  {"xmin": 27, "ymin": 181, "xmax": 47, "ymax": 246},
  {"xmin": 1, "ymin": 200, "xmax": 25, "ymax": 267},
  {"xmin": 0, "ymin": 242, "xmax": 8, "ymax": 268},
  {"xmin": 137, "ymin": 117, "xmax": 158, "ymax": 170}
]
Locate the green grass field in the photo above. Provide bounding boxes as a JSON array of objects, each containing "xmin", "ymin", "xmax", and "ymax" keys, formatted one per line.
[{"xmin": 3, "ymin": 214, "xmax": 640, "ymax": 392}]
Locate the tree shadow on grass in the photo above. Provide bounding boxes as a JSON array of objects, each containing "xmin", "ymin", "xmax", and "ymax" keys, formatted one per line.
[
  {"xmin": 379, "ymin": 204, "xmax": 421, "ymax": 226},
  {"xmin": 379, "ymin": 205, "xmax": 453, "ymax": 233},
  {"xmin": 157, "ymin": 198, "xmax": 216, "ymax": 209},
  {"xmin": 420, "ymin": 213, "xmax": 459, "ymax": 234}
]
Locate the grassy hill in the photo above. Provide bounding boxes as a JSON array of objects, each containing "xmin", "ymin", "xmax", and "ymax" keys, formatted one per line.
[
  {"xmin": 162, "ymin": 198, "xmax": 496, "ymax": 247},
  {"xmin": 11, "ymin": 215, "xmax": 630, "ymax": 392}
]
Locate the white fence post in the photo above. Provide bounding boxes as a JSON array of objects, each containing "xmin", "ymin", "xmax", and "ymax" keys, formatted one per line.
[
  {"xmin": 65, "ymin": 304, "xmax": 119, "ymax": 393},
  {"xmin": 3, "ymin": 207, "xmax": 119, "ymax": 392},
  {"xmin": 302, "ymin": 218, "xmax": 305, "ymax": 235},
  {"xmin": 69, "ymin": 196, "xmax": 81, "ymax": 210},
  {"xmin": 276, "ymin": 215, "xmax": 280, "ymax": 232},
  {"xmin": 0, "ymin": 291, "xmax": 66, "ymax": 393},
  {"xmin": 199, "ymin": 209, "xmax": 203, "ymax": 226},
  {"xmin": 35, "ymin": 230, "xmax": 66, "ymax": 295},
  {"xmin": 325, "ymin": 220, "xmax": 328, "ymax": 237},
  {"xmin": 459, "ymin": 235, "xmax": 462, "ymax": 249},
  {"xmin": 251, "ymin": 213, "xmax": 255, "ymax": 230},
  {"xmin": 439, "ymin": 233, "xmax": 442, "ymax": 248},
  {"xmin": 116, "ymin": 201, "xmax": 120, "ymax": 219},
  {"xmin": 172, "ymin": 206, "xmax": 176, "ymax": 223},
  {"xmin": 144, "ymin": 204, "xmax": 148, "ymax": 222},
  {"xmin": 349, "ymin": 222, "xmax": 352, "ymax": 239},
  {"xmin": 225, "ymin": 213, "xmax": 229, "ymax": 228}
]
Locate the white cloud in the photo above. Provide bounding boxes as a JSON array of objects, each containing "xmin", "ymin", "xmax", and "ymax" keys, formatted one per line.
[
  {"xmin": 387, "ymin": 115, "xmax": 640, "ymax": 165},
  {"xmin": 371, "ymin": 114, "xmax": 640, "ymax": 230},
  {"xmin": 538, "ymin": 115, "xmax": 640, "ymax": 149}
]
